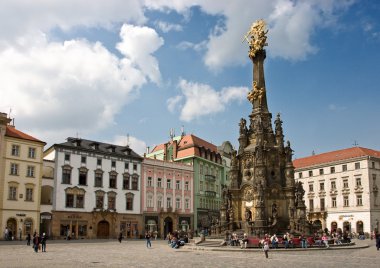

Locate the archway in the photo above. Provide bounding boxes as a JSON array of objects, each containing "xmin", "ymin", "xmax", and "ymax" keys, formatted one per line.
[
  {"xmin": 40, "ymin": 213, "xmax": 52, "ymax": 237},
  {"xmin": 331, "ymin": 222, "xmax": 338, "ymax": 233},
  {"xmin": 6, "ymin": 218, "xmax": 17, "ymax": 240},
  {"xmin": 164, "ymin": 217, "xmax": 173, "ymax": 238},
  {"xmin": 356, "ymin": 221, "xmax": 364, "ymax": 234},
  {"xmin": 97, "ymin": 220, "xmax": 110, "ymax": 238},
  {"xmin": 343, "ymin": 221, "xmax": 351, "ymax": 232}
]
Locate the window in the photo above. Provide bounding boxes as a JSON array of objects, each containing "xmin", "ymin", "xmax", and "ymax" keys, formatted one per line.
[
  {"xmin": 320, "ymin": 198, "xmax": 325, "ymax": 211},
  {"xmin": 147, "ymin": 195, "xmax": 153, "ymax": 208},
  {"xmin": 343, "ymin": 179, "xmax": 349, "ymax": 188},
  {"xmin": 167, "ymin": 179, "xmax": 171, "ymax": 189},
  {"xmin": 309, "ymin": 170, "xmax": 313, "ymax": 177},
  {"xmin": 108, "ymin": 194, "xmax": 116, "ymax": 210},
  {"xmin": 357, "ymin": 195, "xmax": 363, "ymax": 206},
  {"xmin": 185, "ymin": 199, "xmax": 190, "ymax": 209},
  {"xmin": 123, "ymin": 174, "xmax": 130, "ymax": 190},
  {"xmin": 78, "ymin": 168, "xmax": 88, "ymax": 185},
  {"xmin": 200, "ymin": 181, "xmax": 203, "ymax": 191},
  {"xmin": 25, "ymin": 188, "xmax": 33, "ymax": 201},
  {"xmin": 356, "ymin": 177, "xmax": 362, "ymax": 187},
  {"xmin": 94, "ymin": 171, "xmax": 103, "ymax": 187},
  {"xmin": 96, "ymin": 194, "xmax": 104, "ymax": 209},
  {"xmin": 309, "ymin": 199, "xmax": 314, "ymax": 211},
  {"xmin": 319, "ymin": 169, "xmax": 324, "ymax": 175},
  {"xmin": 26, "ymin": 166, "xmax": 35, "ymax": 177},
  {"xmin": 309, "ymin": 184, "xmax": 314, "ymax": 192},
  {"xmin": 147, "ymin": 177, "xmax": 152, "ymax": 187},
  {"xmin": 157, "ymin": 178, "xmax": 162, "ymax": 188},
  {"xmin": 126, "ymin": 193, "xmax": 134, "ymax": 210},
  {"xmin": 10, "ymin": 163, "xmax": 19, "ymax": 175},
  {"xmin": 132, "ymin": 175, "xmax": 138, "ymax": 190},
  {"xmin": 176, "ymin": 180, "xmax": 180, "ymax": 190},
  {"xmin": 76, "ymin": 194, "xmax": 84, "ymax": 208},
  {"xmin": 331, "ymin": 181, "xmax": 336, "ymax": 190},
  {"xmin": 355, "ymin": 162, "xmax": 360, "ymax": 169},
  {"xmin": 200, "ymin": 165, "xmax": 203, "ymax": 175},
  {"xmin": 298, "ymin": 172, "xmax": 302, "ymax": 179},
  {"xmin": 66, "ymin": 194, "xmax": 74, "ymax": 207},
  {"xmin": 97, "ymin": 159, "xmax": 102, "ymax": 166},
  {"xmin": 320, "ymin": 182, "xmax": 324, "ymax": 191},
  {"xmin": 111, "ymin": 161, "xmax": 116, "ymax": 168},
  {"xmin": 342, "ymin": 164, "xmax": 347, "ymax": 172},
  {"xmin": 133, "ymin": 164, "xmax": 137, "ymax": 171},
  {"xmin": 11, "ymin": 144, "xmax": 20, "ymax": 156},
  {"xmin": 8, "ymin": 186, "xmax": 17, "ymax": 200},
  {"xmin": 81, "ymin": 156, "xmax": 86, "ymax": 164},
  {"xmin": 372, "ymin": 162, "xmax": 376, "ymax": 169},
  {"xmin": 125, "ymin": 162, "xmax": 129, "ymax": 170},
  {"xmin": 332, "ymin": 197, "xmax": 337, "ymax": 208},
  {"xmin": 330, "ymin": 167, "xmax": 335, "ymax": 174},
  {"xmin": 343, "ymin": 196, "xmax": 349, "ymax": 207},
  {"xmin": 185, "ymin": 181, "xmax": 189, "ymax": 191},
  {"xmin": 109, "ymin": 172, "xmax": 117, "ymax": 188},
  {"xmin": 28, "ymin": 147, "xmax": 36, "ymax": 158},
  {"xmin": 157, "ymin": 196, "xmax": 163, "ymax": 208},
  {"xmin": 62, "ymin": 166, "xmax": 72, "ymax": 184},
  {"xmin": 167, "ymin": 197, "xmax": 172, "ymax": 208},
  {"xmin": 64, "ymin": 153, "xmax": 70, "ymax": 161},
  {"xmin": 176, "ymin": 198, "xmax": 181, "ymax": 209}
]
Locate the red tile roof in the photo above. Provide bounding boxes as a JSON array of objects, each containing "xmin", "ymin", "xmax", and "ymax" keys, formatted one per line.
[
  {"xmin": 6, "ymin": 126, "xmax": 45, "ymax": 144},
  {"xmin": 151, "ymin": 143, "xmax": 165, "ymax": 153},
  {"xmin": 293, "ymin": 147, "xmax": 380, "ymax": 169}
]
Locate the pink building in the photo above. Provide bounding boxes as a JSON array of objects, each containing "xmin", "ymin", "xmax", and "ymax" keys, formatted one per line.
[{"xmin": 141, "ymin": 157, "xmax": 194, "ymax": 238}]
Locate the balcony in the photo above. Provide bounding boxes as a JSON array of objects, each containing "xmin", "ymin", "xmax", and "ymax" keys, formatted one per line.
[
  {"xmin": 205, "ymin": 190, "xmax": 216, "ymax": 198},
  {"xmin": 205, "ymin": 174, "xmax": 216, "ymax": 182}
]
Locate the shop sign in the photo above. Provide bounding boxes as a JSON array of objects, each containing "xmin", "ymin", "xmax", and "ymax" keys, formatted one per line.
[
  {"xmin": 68, "ymin": 215, "xmax": 82, "ymax": 219},
  {"xmin": 41, "ymin": 215, "xmax": 52, "ymax": 220},
  {"xmin": 16, "ymin": 213, "xmax": 26, "ymax": 217},
  {"xmin": 339, "ymin": 214, "xmax": 354, "ymax": 221}
]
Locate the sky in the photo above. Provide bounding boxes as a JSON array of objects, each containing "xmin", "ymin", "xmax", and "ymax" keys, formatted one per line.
[{"xmin": 0, "ymin": 0, "xmax": 379, "ymax": 159}]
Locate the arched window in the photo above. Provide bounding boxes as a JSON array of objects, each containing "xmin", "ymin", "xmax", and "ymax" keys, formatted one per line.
[
  {"xmin": 24, "ymin": 218, "xmax": 33, "ymax": 236},
  {"xmin": 331, "ymin": 221, "xmax": 338, "ymax": 232},
  {"xmin": 356, "ymin": 221, "xmax": 364, "ymax": 233}
]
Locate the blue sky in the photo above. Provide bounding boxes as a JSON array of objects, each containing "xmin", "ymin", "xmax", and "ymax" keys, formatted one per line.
[{"xmin": 0, "ymin": 0, "xmax": 379, "ymax": 159}]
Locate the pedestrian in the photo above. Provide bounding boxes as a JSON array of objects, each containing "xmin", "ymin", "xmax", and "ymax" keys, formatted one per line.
[
  {"xmin": 26, "ymin": 233, "xmax": 31, "ymax": 246},
  {"xmin": 241, "ymin": 233, "xmax": 248, "ymax": 249},
  {"xmin": 118, "ymin": 231, "xmax": 123, "ymax": 243},
  {"xmin": 19, "ymin": 228, "xmax": 22, "ymax": 241},
  {"xmin": 263, "ymin": 241, "xmax": 269, "ymax": 258},
  {"xmin": 145, "ymin": 231, "xmax": 152, "ymax": 248},
  {"xmin": 32, "ymin": 233, "xmax": 40, "ymax": 253},
  {"xmin": 41, "ymin": 233, "xmax": 47, "ymax": 252},
  {"xmin": 322, "ymin": 233, "xmax": 329, "ymax": 249},
  {"xmin": 375, "ymin": 232, "xmax": 380, "ymax": 251},
  {"xmin": 4, "ymin": 227, "xmax": 9, "ymax": 241}
]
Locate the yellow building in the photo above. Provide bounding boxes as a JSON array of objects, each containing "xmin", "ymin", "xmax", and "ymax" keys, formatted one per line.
[{"xmin": 0, "ymin": 112, "xmax": 45, "ymax": 240}]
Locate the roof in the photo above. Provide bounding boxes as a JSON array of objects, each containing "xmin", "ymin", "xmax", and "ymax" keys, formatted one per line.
[
  {"xmin": 293, "ymin": 147, "xmax": 380, "ymax": 169},
  {"xmin": 5, "ymin": 126, "xmax": 45, "ymax": 144},
  {"xmin": 51, "ymin": 137, "xmax": 143, "ymax": 160}
]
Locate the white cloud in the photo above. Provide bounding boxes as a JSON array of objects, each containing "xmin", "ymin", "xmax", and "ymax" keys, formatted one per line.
[
  {"xmin": 0, "ymin": 24, "xmax": 163, "ymax": 144},
  {"xmin": 155, "ymin": 20, "xmax": 183, "ymax": 33},
  {"xmin": 168, "ymin": 79, "xmax": 249, "ymax": 122},
  {"xmin": 176, "ymin": 40, "xmax": 207, "ymax": 52},
  {"xmin": 109, "ymin": 135, "xmax": 147, "ymax": 156}
]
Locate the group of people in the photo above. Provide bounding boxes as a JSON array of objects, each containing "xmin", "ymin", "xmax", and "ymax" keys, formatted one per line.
[
  {"xmin": 30, "ymin": 231, "xmax": 47, "ymax": 253},
  {"xmin": 166, "ymin": 231, "xmax": 187, "ymax": 249}
]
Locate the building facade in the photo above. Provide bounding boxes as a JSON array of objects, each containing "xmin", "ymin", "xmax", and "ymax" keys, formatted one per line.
[
  {"xmin": 44, "ymin": 138, "xmax": 143, "ymax": 239},
  {"xmin": 141, "ymin": 157, "xmax": 194, "ymax": 238},
  {"xmin": 0, "ymin": 112, "xmax": 45, "ymax": 240},
  {"xmin": 146, "ymin": 133, "xmax": 231, "ymax": 234},
  {"xmin": 294, "ymin": 147, "xmax": 380, "ymax": 234}
]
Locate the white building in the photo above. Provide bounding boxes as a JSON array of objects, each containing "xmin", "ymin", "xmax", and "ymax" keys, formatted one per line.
[
  {"xmin": 44, "ymin": 137, "xmax": 143, "ymax": 239},
  {"xmin": 294, "ymin": 147, "xmax": 380, "ymax": 235}
]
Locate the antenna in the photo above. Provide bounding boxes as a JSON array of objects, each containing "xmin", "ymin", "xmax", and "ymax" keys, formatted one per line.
[
  {"xmin": 127, "ymin": 133, "xmax": 130, "ymax": 147},
  {"xmin": 353, "ymin": 140, "xmax": 359, "ymax": 147}
]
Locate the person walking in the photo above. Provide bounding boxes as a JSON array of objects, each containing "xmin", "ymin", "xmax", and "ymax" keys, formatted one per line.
[
  {"xmin": 145, "ymin": 231, "xmax": 152, "ymax": 248},
  {"xmin": 41, "ymin": 233, "xmax": 47, "ymax": 252},
  {"xmin": 263, "ymin": 241, "xmax": 269, "ymax": 258},
  {"xmin": 32, "ymin": 233, "xmax": 40, "ymax": 253},
  {"xmin": 118, "ymin": 231, "xmax": 123, "ymax": 243},
  {"xmin": 375, "ymin": 232, "xmax": 380, "ymax": 251},
  {"xmin": 26, "ymin": 233, "xmax": 31, "ymax": 246},
  {"xmin": 4, "ymin": 227, "xmax": 9, "ymax": 241}
]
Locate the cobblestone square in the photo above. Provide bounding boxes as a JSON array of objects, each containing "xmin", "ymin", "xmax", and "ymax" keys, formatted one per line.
[{"xmin": 0, "ymin": 239, "xmax": 379, "ymax": 268}]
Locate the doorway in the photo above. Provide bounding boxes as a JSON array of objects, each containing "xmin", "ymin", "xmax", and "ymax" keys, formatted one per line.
[
  {"xmin": 164, "ymin": 217, "xmax": 173, "ymax": 238},
  {"xmin": 97, "ymin": 220, "xmax": 110, "ymax": 238}
]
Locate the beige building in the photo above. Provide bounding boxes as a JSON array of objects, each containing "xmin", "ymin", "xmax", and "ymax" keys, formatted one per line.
[
  {"xmin": 0, "ymin": 112, "xmax": 45, "ymax": 240},
  {"xmin": 294, "ymin": 147, "xmax": 380, "ymax": 235}
]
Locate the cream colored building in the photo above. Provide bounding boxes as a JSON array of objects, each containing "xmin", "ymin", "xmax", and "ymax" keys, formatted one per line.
[
  {"xmin": 294, "ymin": 147, "xmax": 380, "ymax": 235},
  {"xmin": 0, "ymin": 112, "xmax": 45, "ymax": 240}
]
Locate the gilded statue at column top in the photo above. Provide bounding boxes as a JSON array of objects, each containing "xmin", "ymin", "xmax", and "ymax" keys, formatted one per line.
[{"xmin": 243, "ymin": 19, "xmax": 268, "ymax": 58}]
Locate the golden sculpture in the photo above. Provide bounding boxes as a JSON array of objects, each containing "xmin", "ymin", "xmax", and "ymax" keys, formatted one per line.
[
  {"xmin": 243, "ymin": 19, "xmax": 268, "ymax": 58},
  {"xmin": 247, "ymin": 81, "xmax": 266, "ymax": 106}
]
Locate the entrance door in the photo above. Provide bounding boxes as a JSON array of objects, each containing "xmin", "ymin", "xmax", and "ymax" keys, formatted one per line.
[
  {"xmin": 7, "ymin": 218, "xmax": 17, "ymax": 240},
  {"xmin": 164, "ymin": 217, "xmax": 173, "ymax": 238},
  {"xmin": 97, "ymin": 221, "xmax": 110, "ymax": 238}
]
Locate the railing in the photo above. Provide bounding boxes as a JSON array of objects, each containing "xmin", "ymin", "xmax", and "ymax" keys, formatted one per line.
[
  {"xmin": 205, "ymin": 191, "xmax": 216, "ymax": 198},
  {"xmin": 204, "ymin": 174, "xmax": 216, "ymax": 181}
]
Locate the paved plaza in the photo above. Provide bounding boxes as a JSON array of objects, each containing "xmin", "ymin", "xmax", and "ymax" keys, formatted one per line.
[{"xmin": 0, "ymin": 239, "xmax": 379, "ymax": 268}]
